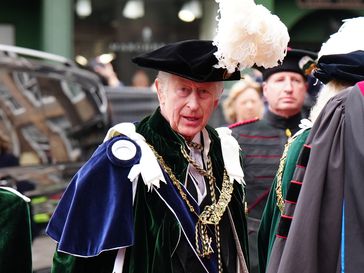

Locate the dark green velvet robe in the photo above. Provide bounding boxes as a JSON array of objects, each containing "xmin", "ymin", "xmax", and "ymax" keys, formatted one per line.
[
  {"xmin": 0, "ymin": 188, "xmax": 32, "ymax": 273},
  {"xmin": 51, "ymin": 108, "xmax": 249, "ymax": 273},
  {"xmin": 257, "ymin": 129, "xmax": 310, "ymax": 273},
  {"xmin": 229, "ymin": 111, "xmax": 303, "ymax": 273}
]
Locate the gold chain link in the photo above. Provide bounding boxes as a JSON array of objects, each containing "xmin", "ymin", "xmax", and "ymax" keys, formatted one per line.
[
  {"xmin": 147, "ymin": 142, "xmax": 234, "ymax": 273},
  {"xmin": 275, "ymin": 134, "xmax": 297, "ymax": 214}
]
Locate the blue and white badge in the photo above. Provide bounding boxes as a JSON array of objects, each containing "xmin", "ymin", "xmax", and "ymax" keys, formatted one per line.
[{"xmin": 106, "ymin": 136, "xmax": 141, "ymax": 167}]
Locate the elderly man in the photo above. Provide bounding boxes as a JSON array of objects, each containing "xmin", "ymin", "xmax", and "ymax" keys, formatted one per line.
[
  {"xmin": 46, "ymin": 40, "xmax": 249, "ymax": 273},
  {"xmin": 229, "ymin": 48, "xmax": 316, "ymax": 273}
]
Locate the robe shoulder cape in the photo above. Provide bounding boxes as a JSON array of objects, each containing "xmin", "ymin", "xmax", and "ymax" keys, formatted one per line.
[
  {"xmin": 47, "ymin": 135, "xmax": 140, "ymax": 256},
  {"xmin": 257, "ymin": 128, "xmax": 310, "ymax": 273},
  {"xmin": 46, "ymin": 110, "xmax": 249, "ymax": 273}
]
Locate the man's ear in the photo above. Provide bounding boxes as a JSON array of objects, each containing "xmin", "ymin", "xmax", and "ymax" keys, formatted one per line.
[
  {"xmin": 304, "ymin": 82, "xmax": 309, "ymax": 93},
  {"xmin": 213, "ymin": 99, "xmax": 219, "ymax": 109},
  {"xmin": 262, "ymin": 82, "xmax": 268, "ymax": 99},
  {"xmin": 155, "ymin": 78, "xmax": 165, "ymax": 104},
  {"xmin": 213, "ymin": 88, "xmax": 223, "ymax": 109}
]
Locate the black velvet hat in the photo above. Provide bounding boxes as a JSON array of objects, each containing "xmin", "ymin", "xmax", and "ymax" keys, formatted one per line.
[
  {"xmin": 314, "ymin": 50, "xmax": 364, "ymax": 84},
  {"xmin": 132, "ymin": 40, "xmax": 241, "ymax": 82},
  {"xmin": 259, "ymin": 48, "xmax": 317, "ymax": 81}
]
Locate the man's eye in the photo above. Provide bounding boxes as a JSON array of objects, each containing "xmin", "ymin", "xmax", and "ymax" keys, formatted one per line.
[
  {"xmin": 293, "ymin": 78, "xmax": 303, "ymax": 83},
  {"xmin": 177, "ymin": 87, "xmax": 190, "ymax": 95},
  {"xmin": 199, "ymin": 89, "xmax": 211, "ymax": 98}
]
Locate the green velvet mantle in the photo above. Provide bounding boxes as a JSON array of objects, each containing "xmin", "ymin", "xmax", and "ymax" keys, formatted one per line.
[
  {"xmin": 257, "ymin": 129, "xmax": 310, "ymax": 273},
  {"xmin": 0, "ymin": 188, "xmax": 32, "ymax": 273},
  {"xmin": 51, "ymin": 108, "xmax": 249, "ymax": 273}
]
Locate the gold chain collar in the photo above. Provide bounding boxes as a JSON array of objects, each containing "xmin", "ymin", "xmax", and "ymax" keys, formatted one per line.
[
  {"xmin": 147, "ymin": 142, "xmax": 235, "ymax": 273},
  {"xmin": 275, "ymin": 134, "xmax": 297, "ymax": 214}
]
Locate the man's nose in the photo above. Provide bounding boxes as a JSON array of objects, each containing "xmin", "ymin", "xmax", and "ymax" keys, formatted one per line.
[
  {"xmin": 283, "ymin": 79, "xmax": 294, "ymax": 92},
  {"xmin": 187, "ymin": 91, "xmax": 199, "ymax": 109}
]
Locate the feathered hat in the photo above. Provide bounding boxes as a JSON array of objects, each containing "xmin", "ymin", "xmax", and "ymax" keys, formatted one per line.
[
  {"xmin": 314, "ymin": 17, "xmax": 364, "ymax": 84},
  {"xmin": 132, "ymin": 0, "xmax": 290, "ymax": 82}
]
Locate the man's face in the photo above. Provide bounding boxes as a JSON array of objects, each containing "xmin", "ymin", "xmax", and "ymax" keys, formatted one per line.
[
  {"xmin": 155, "ymin": 74, "xmax": 222, "ymax": 141},
  {"xmin": 263, "ymin": 71, "xmax": 308, "ymax": 118}
]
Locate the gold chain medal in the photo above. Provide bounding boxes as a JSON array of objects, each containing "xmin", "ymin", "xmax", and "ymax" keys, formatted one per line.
[
  {"xmin": 147, "ymin": 142, "xmax": 234, "ymax": 273},
  {"xmin": 182, "ymin": 143, "xmax": 233, "ymax": 273}
]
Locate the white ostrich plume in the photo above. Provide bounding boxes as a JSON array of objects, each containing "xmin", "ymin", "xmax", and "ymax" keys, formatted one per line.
[
  {"xmin": 213, "ymin": 0, "xmax": 290, "ymax": 73},
  {"xmin": 318, "ymin": 17, "xmax": 364, "ymax": 59}
]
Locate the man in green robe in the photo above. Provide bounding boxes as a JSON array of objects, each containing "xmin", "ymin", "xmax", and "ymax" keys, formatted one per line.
[
  {"xmin": 46, "ymin": 40, "xmax": 250, "ymax": 273},
  {"xmin": 257, "ymin": 126, "xmax": 310, "ymax": 273}
]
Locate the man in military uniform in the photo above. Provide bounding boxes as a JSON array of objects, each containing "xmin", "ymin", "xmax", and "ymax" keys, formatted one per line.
[{"xmin": 229, "ymin": 48, "xmax": 316, "ymax": 273}]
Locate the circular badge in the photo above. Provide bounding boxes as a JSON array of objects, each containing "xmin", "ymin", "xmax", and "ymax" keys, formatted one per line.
[{"xmin": 106, "ymin": 136, "xmax": 141, "ymax": 167}]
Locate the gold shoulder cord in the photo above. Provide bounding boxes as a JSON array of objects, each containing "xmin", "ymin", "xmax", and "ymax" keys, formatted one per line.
[{"xmin": 147, "ymin": 143, "xmax": 235, "ymax": 273}]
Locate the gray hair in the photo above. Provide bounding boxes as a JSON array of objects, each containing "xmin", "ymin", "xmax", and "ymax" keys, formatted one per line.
[{"xmin": 309, "ymin": 80, "xmax": 350, "ymax": 122}]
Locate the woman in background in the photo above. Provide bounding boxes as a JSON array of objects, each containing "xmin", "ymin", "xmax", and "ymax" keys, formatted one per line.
[{"xmin": 223, "ymin": 74, "xmax": 264, "ymax": 124}]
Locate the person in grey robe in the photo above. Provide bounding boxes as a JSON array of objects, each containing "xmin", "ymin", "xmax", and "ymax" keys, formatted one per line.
[{"xmin": 265, "ymin": 16, "xmax": 364, "ymax": 273}]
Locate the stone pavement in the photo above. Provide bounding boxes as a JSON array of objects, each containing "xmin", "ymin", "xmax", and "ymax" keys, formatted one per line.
[{"xmin": 32, "ymin": 235, "xmax": 56, "ymax": 273}]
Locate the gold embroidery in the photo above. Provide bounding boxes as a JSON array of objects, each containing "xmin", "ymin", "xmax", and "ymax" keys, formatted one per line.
[{"xmin": 275, "ymin": 134, "xmax": 297, "ymax": 213}]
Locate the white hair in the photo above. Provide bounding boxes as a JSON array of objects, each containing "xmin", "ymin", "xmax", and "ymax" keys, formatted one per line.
[
  {"xmin": 156, "ymin": 71, "xmax": 170, "ymax": 93},
  {"xmin": 309, "ymin": 80, "xmax": 350, "ymax": 122}
]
